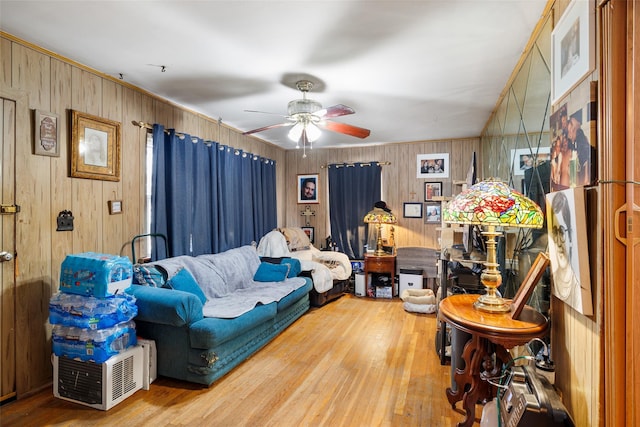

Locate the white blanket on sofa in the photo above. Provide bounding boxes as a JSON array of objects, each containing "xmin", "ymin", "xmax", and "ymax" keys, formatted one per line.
[{"xmin": 257, "ymin": 230, "xmax": 352, "ymax": 294}]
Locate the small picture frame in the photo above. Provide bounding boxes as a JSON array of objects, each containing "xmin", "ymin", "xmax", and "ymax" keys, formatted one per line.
[
  {"xmin": 71, "ymin": 110, "xmax": 121, "ymax": 181},
  {"xmin": 424, "ymin": 202, "xmax": 441, "ymax": 223},
  {"xmin": 417, "ymin": 153, "xmax": 449, "ymax": 179},
  {"xmin": 301, "ymin": 226, "xmax": 315, "ymax": 244},
  {"xmin": 510, "ymin": 252, "xmax": 550, "ymax": 319},
  {"xmin": 34, "ymin": 110, "xmax": 60, "ymax": 157},
  {"xmin": 551, "ymin": 0, "xmax": 595, "ymax": 104},
  {"xmin": 297, "ymin": 174, "xmax": 318, "ymax": 204},
  {"xmin": 511, "ymin": 147, "xmax": 551, "ymax": 176},
  {"xmin": 108, "ymin": 200, "xmax": 123, "ymax": 215},
  {"xmin": 403, "ymin": 202, "xmax": 423, "ymax": 219},
  {"xmin": 424, "ymin": 182, "xmax": 443, "ymax": 201}
]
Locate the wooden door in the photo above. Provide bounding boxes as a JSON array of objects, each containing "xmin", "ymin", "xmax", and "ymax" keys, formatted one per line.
[{"xmin": 0, "ymin": 96, "xmax": 17, "ymax": 403}]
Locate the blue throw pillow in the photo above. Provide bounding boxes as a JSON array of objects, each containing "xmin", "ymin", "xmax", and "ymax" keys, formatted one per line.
[
  {"xmin": 253, "ymin": 262, "xmax": 290, "ymax": 282},
  {"xmin": 164, "ymin": 268, "xmax": 207, "ymax": 304},
  {"xmin": 281, "ymin": 258, "xmax": 301, "ymax": 278}
]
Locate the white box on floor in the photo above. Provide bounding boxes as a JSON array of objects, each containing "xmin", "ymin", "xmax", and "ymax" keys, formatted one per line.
[
  {"xmin": 137, "ymin": 337, "xmax": 157, "ymax": 390},
  {"xmin": 399, "ymin": 269, "xmax": 423, "ymax": 295},
  {"xmin": 53, "ymin": 345, "xmax": 143, "ymax": 410}
]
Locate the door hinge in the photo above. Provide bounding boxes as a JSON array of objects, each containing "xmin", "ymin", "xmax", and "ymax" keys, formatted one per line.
[{"xmin": 0, "ymin": 204, "xmax": 20, "ymax": 214}]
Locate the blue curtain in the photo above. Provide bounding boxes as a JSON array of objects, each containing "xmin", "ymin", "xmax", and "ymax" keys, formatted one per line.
[
  {"xmin": 328, "ymin": 162, "xmax": 381, "ymax": 259},
  {"xmin": 151, "ymin": 124, "xmax": 276, "ymax": 259}
]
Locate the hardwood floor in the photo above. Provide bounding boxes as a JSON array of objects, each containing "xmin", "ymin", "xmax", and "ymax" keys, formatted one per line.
[{"xmin": 0, "ymin": 294, "xmax": 471, "ymax": 426}]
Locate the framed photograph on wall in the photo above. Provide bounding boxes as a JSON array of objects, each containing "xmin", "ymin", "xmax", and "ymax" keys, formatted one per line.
[
  {"xmin": 71, "ymin": 110, "xmax": 121, "ymax": 181},
  {"xmin": 424, "ymin": 202, "xmax": 441, "ymax": 223},
  {"xmin": 301, "ymin": 226, "xmax": 315, "ymax": 244},
  {"xmin": 416, "ymin": 153, "xmax": 449, "ymax": 179},
  {"xmin": 511, "ymin": 147, "xmax": 551, "ymax": 176},
  {"xmin": 34, "ymin": 110, "xmax": 60, "ymax": 157},
  {"xmin": 551, "ymin": 0, "xmax": 595, "ymax": 104},
  {"xmin": 424, "ymin": 182, "xmax": 442, "ymax": 201},
  {"xmin": 403, "ymin": 202, "xmax": 423, "ymax": 219},
  {"xmin": 549, "ymin": 84, "xmax": 597, "ymax": 192},
  {"xmin": 297, "ymin": 174, "xmax": 318, "ymax": 204}
]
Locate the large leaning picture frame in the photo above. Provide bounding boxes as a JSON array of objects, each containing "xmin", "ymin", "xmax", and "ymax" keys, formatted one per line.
[
  {"xmin": 551, "ymin": 0, "xmax": 595, "ymax": 104},
  {"xmin": 510, "ymin": 252, "xmax": 550, "ymax": 319},
  {"xmin": 546, "ymin": 187, "xmax": 592, "ymax": 316},
  {"xmin": 71, "ymin": 110, "xmax": 121, "ymax": 181}
]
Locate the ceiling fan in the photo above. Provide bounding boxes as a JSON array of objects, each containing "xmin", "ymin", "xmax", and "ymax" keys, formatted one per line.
[{"xmin": 242, "ymin": 80, "xmax": 370, "ymax": 157}]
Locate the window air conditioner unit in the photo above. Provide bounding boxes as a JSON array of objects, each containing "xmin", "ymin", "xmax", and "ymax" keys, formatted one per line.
[{"xmin": 53, "ymin": 345, "xmax": 143, "ymax": 410}]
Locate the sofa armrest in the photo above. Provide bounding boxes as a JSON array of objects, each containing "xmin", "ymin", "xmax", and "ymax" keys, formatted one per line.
[{"xmin": 127, "ymin": 285, "xmax": 204, "ymax": 327}]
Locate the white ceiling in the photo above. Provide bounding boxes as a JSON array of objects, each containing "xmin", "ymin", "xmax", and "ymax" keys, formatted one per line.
[{"xmin": 0, "ymin": 0, "xmax": 548, "ymax": 149}]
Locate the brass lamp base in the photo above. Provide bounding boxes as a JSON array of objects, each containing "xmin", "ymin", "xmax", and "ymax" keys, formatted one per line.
[
  {"xmin": 473, "ymin": 294, "xmax": 511, "ymax": 313},
  {"xmin": 473, "ymin": 225, "xmax": 511, "ymax": 313},
  {"xmin": 373, "ymin": 223, "xmax": 387, "ymax": 256}
]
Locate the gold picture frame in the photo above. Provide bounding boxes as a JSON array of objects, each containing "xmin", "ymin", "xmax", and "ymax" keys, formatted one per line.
[
  {"xmin": 34, "ymin": 110, "xmax": 60, "ymax": 157},
  {"xmin": 71, "ymin": 110, "xmax": 121, "ymax": 181}
]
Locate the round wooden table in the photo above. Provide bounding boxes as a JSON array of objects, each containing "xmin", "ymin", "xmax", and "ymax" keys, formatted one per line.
[{"xmin": 439, "ymin": 293, "xmax": 549, "ymax": 427}]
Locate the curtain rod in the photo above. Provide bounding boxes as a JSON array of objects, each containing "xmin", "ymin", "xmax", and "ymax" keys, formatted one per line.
[
  {"xmin": 321, "ymin": 161, "xmax": 391, "ymax": 169},
  {"xmin": 133, "ymin": 120, "xmax": 274, "ymax": 163},
  {"xmin": 132, "ymin": 120, "xmax": 199, "ymax": 142}
]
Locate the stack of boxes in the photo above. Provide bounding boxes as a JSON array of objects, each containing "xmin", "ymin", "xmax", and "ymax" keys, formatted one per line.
[{"xmin": 49, "ymin": 252, "xmax": 143, "ymax": 410}]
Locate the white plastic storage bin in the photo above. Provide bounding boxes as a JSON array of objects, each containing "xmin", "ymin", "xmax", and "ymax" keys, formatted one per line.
[
  {"xmin": 53, "ymin": 345, "xmax": 143, "ymax": 410},
  {"xmin": 399, "ymin": 268, "xmax": 423, "ymax": 295},
  {"xmin": 354, "ymin": 273, "xmax": 370, "ymax": 297}
]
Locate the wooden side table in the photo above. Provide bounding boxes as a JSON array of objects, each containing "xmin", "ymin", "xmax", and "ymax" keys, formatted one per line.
[
  {"xmin": 439, "ymin": 293, "xmax": 549, "ymax": 427},
  {"xmin": 364, "ymin": 254, "xmax": 396, "ymax": 296}
]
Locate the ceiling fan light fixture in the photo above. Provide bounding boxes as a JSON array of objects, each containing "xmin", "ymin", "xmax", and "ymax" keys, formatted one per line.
[
  {"xmin": 288, "ymin": 122, "xmax": 304, "ymax": 142},
  {"xmin": 306, "ymin": 123, "xmax": 321, "ymax": 142}
]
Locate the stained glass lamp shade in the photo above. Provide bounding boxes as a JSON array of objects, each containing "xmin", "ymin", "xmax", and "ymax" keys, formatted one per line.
[
  {"xmin": 364, "ymin": 210, "xmax": 397, "ymax": 256},
  {"xmin": 442, "ymin": 179, "xmax": 544, "ymax": 312}
]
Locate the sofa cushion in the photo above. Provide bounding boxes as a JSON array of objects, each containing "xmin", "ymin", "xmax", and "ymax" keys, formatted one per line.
[
  {"xmin": 164, "ymin": 268, "xmax": 207, "ymax": 304},
  {"xmin": 253, "ymin": 262, "xmax": 289, "ymax": 282},
  {"xmin": 189, "ymin": 302, "xmax": 277, "ymax": 348},
  {"xmin": 133, "ymin": 264, "xmax": 165, "ymax": 287}
]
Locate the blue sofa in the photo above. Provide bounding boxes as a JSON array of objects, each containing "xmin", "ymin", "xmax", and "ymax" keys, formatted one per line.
[{"xmin": 126, "ymin": 245, "xmax": 312, "ymax": 386}]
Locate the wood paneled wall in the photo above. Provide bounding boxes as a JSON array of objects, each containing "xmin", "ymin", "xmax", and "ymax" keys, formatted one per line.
[
  {"xmin": 0, "ymin": 34, "xmax": 286, "ymax": 396},
  {"xmin": 283, "ymin": 139, "xmax": 480, "ymax": 251}
]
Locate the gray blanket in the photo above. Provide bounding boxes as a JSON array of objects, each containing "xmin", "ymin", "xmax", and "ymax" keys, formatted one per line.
[{"xmin": 150, "ymin": 246, "xmax": 307, "ymax": 318}]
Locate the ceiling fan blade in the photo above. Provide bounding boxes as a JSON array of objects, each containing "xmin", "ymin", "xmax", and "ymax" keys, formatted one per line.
[
  {"xmin": 242, "ymin": 122, "xmax": 294, "ymax": 135},
  {"xmin": 315, "ymin": 104, "xmax": 355, "ymax": 118},
  {"xmin": 320, "ymin": 120, "xmax": 371, "ymax": 139},
  {"xmin": 244, "ymin": 109, "xmax": 287, "ymax": 117}
]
